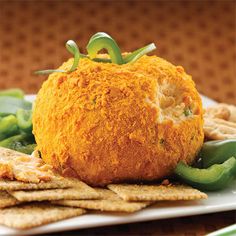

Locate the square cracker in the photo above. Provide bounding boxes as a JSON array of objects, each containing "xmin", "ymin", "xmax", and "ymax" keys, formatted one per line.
[
  {"xmin": 0, "ymin": 177, "xmax": 74, "ymax": 191},
  {"xmin": 0, "ymin": 191, "xmax": 19, "ymax": 208},
  {"xmin": 9, "ymin": 181, "xmax": 99, "ymax": 202},
  {"xmin": 52, "ymin": 188, "xmax": 150, "ymax": 212},
  {"xmin": 0, "ymin": 202, "xmax": 85, "ymax": 229},
  {"xmin": 108, "ymin": 184, "xmax": 207, "ymax": 201}
]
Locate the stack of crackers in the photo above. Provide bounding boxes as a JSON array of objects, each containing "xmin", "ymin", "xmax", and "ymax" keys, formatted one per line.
[
  {"xmin": 0, "ymin": 147, "xmax": 207, "ymax": 230},
  {"xmin": 204, "ymin": 103, "xmax": 236, "ymax": 140}
]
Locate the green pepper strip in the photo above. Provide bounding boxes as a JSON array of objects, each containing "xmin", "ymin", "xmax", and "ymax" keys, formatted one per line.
[
  {"xmin": 86, "ymin": 32, "xmax": 123, "ymax": 65},
  {"xmin": 35, "ymin": 40, "xmax": 80, "ymax": 75},
  {"xmin": 0, "ymin": 89, "xmax": 24, "ymax": 99},
  {"xmin": 80, "ymin": 53, "xmax": 112, "ymax": 63},
  {"xmin": 65, "ymin": 40, "xmax": 81, "ymax": 72},
  {"xmin": 0, "ymin": 134, "xmax": 29, "ymax": 149},
  {"xmin": 123, "ymin": 43, "xmax": 156, "ymax": 63},
  {"xmin": 0, "ymin": 115, "xmax": 19, "ymax": 141},
  {"xmin": 34, "ymin": 69, "xmax": 66, "ymax": 75},
  {"xmin": 16, "ymin": 108, "xmax": 33, "ymax": 133},
  {"xmin": 0, "ymin": 133, "xmax": 36, "ymax": 154},
  {"xmin": 14, "ymin": 143, "xmax": 36, "ymax": 155},
  {"xmin": 0, "ymin": 96, "xmax": 32, "ymax": 117},
  {"xmin": 174, "ymin": 157, "xmax": 236, "ymax": 191},
  {"xmin": 199, "ymin": 139, "xmax": 236, "ymax": 168},
  {"xmin": 83, "ymin": 42, "xmax": 156, "ymax": 64}
]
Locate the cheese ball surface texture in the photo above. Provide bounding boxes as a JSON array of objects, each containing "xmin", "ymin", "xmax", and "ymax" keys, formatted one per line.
[{"xmin": 33, "ymin": 55, "xmax": 204, "ymax": 186}]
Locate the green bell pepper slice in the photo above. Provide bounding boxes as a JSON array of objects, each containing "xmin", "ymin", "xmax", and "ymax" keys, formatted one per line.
[
  {"xmin": 16, "ymin": 109, "xmax": 33, "ymax": 133},
  {"xmin": 0, "ymin": 89, "xmax": 24, "ymax": 99},
  {"xmin": 87, "ymin": 32, "xmax": 123, "ymax": 65},
  {"xmin": 0, "ymin": 134, "xmax": 30, "ymax": 148},
  {"xmin": 174, "ymin": 157, "xmax": 236, "ymax": 191},
  {"xmin": 0, "ymin": 96, "xmax": 32, "ymax": 116},
  {"xmin": 0, "ymin": 134, "xmax": 35, "ymax": 154},
  {"xmin": 0, "ymin": 115, "xmax": 19, "ymax": 141},
  {"xmin": 12, "ymin": 143, "xmax": 36, "ymax": 155},
  {"xmin": 199, "ymin": 139, "xmax": 236, "ymax": 168}
]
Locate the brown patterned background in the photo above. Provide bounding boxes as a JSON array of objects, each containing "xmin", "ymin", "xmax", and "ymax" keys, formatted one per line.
[
  {"xmin": 0, "ymin": 0, "xmax": 235, "ymax": 105},
  {"xmin": 0, "ymin": 1, "xmax": 236, "ymax": 235}
]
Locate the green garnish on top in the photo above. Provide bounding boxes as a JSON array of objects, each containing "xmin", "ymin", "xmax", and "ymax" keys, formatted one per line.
[
  {"xmin": 35, "ymin": 32, "xmax": 157, "ymax": 75},
  {"xmin": 35, "ymin": 40, "xmax": 80, "ymax": 75},
  {"xmin": 87, "ymin": 32, "xmax": 123, "ymax": 65}
]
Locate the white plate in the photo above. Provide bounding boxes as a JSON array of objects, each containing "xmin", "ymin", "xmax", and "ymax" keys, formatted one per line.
[{"xmin": 1, "ymin": 95, "xmax": 236, "ymax": 236}]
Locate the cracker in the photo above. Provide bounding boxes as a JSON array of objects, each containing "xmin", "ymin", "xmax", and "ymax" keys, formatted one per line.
[
  {"xmin": 205, "ymin": 103, "xmax": 236, "ymax": 123},
  {"xmin": 0, "ymin": 177, "xmax": 73, "ymax": 191},
  {"xmin": 52, "ymin": 188, "xmax": 150, "ymax": 212},
  {"xmin": 0, "ymin": 147, "xmax": 25, "ymax": 160},
  {"xmin": 0, "ymin": 202, "xmax": 85, "ymax": 229},
  {"xmin": 204, "ymin": 103, "xmax": 236, "ymax": 140},
  {"xmin": 204, "ymin": 117, "xmax": 236, "ymax": 140},
  {"xmin": 205, "ymin": 105, "xmax": 231, "ymax": 120},
  {"xmin": 9, "ymin": 181, "xmax": 99, "ymax": 202},
  {"xmin": 0, "ymin": 191, "xmax": 19, "ymax": 208},
  {"xmin": 108, "ymin": 184, "xmax": 207, "ymax": 201}
]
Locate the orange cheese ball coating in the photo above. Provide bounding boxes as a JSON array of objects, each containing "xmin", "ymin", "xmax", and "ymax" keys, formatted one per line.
[{"xmin": 33, "ymin": 55, "xmax": 204, "ymax": 186}]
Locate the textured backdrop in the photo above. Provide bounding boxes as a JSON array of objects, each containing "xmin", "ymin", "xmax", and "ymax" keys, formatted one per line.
[{"xmin": 0, "ymin": 1, "xmax": 235, "ymax": 104}]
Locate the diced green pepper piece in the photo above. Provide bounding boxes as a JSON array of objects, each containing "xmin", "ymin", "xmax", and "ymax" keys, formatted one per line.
[
  {"xmin": 199, "ymin": 139, "xmax": 236, "ymax": 168},
  {"xmin": 174, "ymin": 157, "xmax": 236, "ymax": 191},
  {"xmin": 0, "ymin": 89, "xmax": 24, "ymax": 99},
  {"xmin": 0, "ymin": 96, "xmax": 32, "ymax": 116},
  {"xmin": 16, "ymin": 109, "xmax": 32, "ymax": 133},
  {"xmin": 0, "ymin": 115, "xmax": 19, "ymax": 141}
]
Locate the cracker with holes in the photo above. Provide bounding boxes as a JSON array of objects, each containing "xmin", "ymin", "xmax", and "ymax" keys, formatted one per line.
[
  {"xmin": 108, "ymin": 184, "xmax": 207, "ymax": 201},
  {"xmin": 9, "ymin": 181, "xmax": 99, "ymax": 202},
  {"xmin": 52, "ymin": 188, "xmax": 150, "ymax": 212},
  {"xmin": 0, "ymin": 203, "xmax": 85, "ymax": 229},
  {"xmin": 0, "ymin": 177, "xmax": 73, "ymax": 191}
]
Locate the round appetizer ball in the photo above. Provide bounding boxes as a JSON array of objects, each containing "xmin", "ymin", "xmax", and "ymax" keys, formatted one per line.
[{"xmin": 33, "ymin": 55, "xmax": 204, "ymax": 186}]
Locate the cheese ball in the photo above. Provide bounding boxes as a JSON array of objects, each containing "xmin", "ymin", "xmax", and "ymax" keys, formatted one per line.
[{"xmin": 33, "ymin": 55, "xmax": 204, "ymax": 186}]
